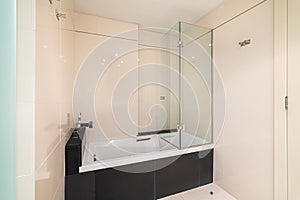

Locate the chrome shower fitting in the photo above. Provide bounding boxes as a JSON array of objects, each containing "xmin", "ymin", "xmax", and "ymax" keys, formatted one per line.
[
  {"xmin": 239, "ymin": 39, "xmax": 251, "ymax": 47},
  {"xmin": 76, "ymin": 113, "xmax": 93, "ymax": 129},
  {"xmin": 55, "ymin": 9, "xmax": 66, "ymax": 21},
  {"xmin": 49, "ymin": 0, "xmax": 60, "ymax": 5},
  {"xmin": 177, "ymin": 123, "xmax": 185, "ymax": 132}
]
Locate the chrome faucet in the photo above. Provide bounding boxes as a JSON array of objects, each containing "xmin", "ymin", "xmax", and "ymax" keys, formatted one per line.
[{"xmin": 76, "ymin": 113, "xmax": 93, "ymax": 129}]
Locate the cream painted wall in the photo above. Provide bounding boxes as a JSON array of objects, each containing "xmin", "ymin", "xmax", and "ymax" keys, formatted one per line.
[
  {"xmin": 16, "ymin": 0, "xmax": 35, "ymax": 199},
  {"xmin": 197, "ymin": 0, "xmax": 267, "ymax": 29},
  {"xmin": 138, "ymin": 48, "xmax": 179, "ymax": 132},
  {"xmin": 35, "ymin": 0, "xmax": 75, "ymax": 200},
  {"xmin": 94, "ymin": 51, "xmax": 139, "ymax": 139},
  {"xmin": 197, "ymin": 0, "xmax": 274, "ymax": 199}
]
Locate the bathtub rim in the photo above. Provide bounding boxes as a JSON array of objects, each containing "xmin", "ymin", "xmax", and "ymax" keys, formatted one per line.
[{"xmin": 79, "ymin": 142, "xmax": 214, "ymax": 173}]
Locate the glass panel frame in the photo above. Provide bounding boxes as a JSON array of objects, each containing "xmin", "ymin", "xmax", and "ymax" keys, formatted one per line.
[{"xmin": 181, "ymin": 22, "xmax": 213, "ymax": 148}]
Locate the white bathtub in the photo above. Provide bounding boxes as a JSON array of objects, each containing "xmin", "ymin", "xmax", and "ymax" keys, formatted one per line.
[{"xmin": 80, "ymin": 132, "xmax": 213, "ymax": 173}]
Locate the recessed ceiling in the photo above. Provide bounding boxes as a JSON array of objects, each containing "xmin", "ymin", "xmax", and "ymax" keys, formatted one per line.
[{"xmin": 74, "ymin": 0, "xmax": 224, "ymax": 28}]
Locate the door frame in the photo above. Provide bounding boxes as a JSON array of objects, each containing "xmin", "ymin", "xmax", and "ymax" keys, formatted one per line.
[{"xmin": 274, "ymin": 0, "xmax": 288, "ymax": 199}]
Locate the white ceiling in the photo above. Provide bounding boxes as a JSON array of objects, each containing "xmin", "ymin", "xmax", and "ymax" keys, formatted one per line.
[{"xmin": 74, "ymin": 0, "xmax": 224, "ymax": 28}]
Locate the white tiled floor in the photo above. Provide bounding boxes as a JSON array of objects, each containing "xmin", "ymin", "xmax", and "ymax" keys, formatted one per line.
[{"xmin": 159, "ymin": 184, "xmax": 237, "ymax": 200}]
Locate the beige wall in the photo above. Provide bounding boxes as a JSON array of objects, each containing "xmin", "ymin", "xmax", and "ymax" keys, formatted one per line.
[
  {"xmin": 197, "ymin": 0, "xmax": 266, "ymax": 29},
  {"xmin": 17, "ymin": 0, "xmax": 35, "ymax": 199},
  {"xmin": 31, "ymin": 5, "xmax": 139, "ymax": 199},
  {"xmin": 197, "ymin": 0, "xmax": 274, "ymax": 199},
  {"xmin": 138, "ymin": 48, "xmax": 179, "ymax": 133},
  {"xmin": 93, "ymin": 50, "xmax": 138, "ymax": 140},
  {"xmin": 35, "ymin": 0, "xmax": 75, "ymax": 200}
]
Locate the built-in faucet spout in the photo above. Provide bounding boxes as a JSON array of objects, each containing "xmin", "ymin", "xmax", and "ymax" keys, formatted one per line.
[{"xmin": 76, "ymin": 112, "xmax": 93, "ymax": 129}]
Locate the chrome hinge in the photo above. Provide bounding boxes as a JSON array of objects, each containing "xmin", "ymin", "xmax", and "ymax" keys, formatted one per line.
[
  {"xmin": 285, "ymin": 96, "xmax": 288, "ymax": 110},
  {"xmin": 55, "ymin": 9, "xmax": 67, "ymax": 21},
  {"xmin": 178, "ymin": 40, "xmax": 183, "ymax": 47},
  {"xmin": 49, "ymin": 0, "xmax": 60, "ymax": 5},
  {"xmin": 177, "ymin": 123, "xmax": 185, "ymax": 132}
]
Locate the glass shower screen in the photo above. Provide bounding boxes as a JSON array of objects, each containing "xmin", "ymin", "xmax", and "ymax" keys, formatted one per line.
[
  {"xmin": 160, "ymin": 22, "xmax": 213, "ymax": 149},
  {"xmin": 138, "ymin": 22, "xmax": 213, "ymax": 149}
]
